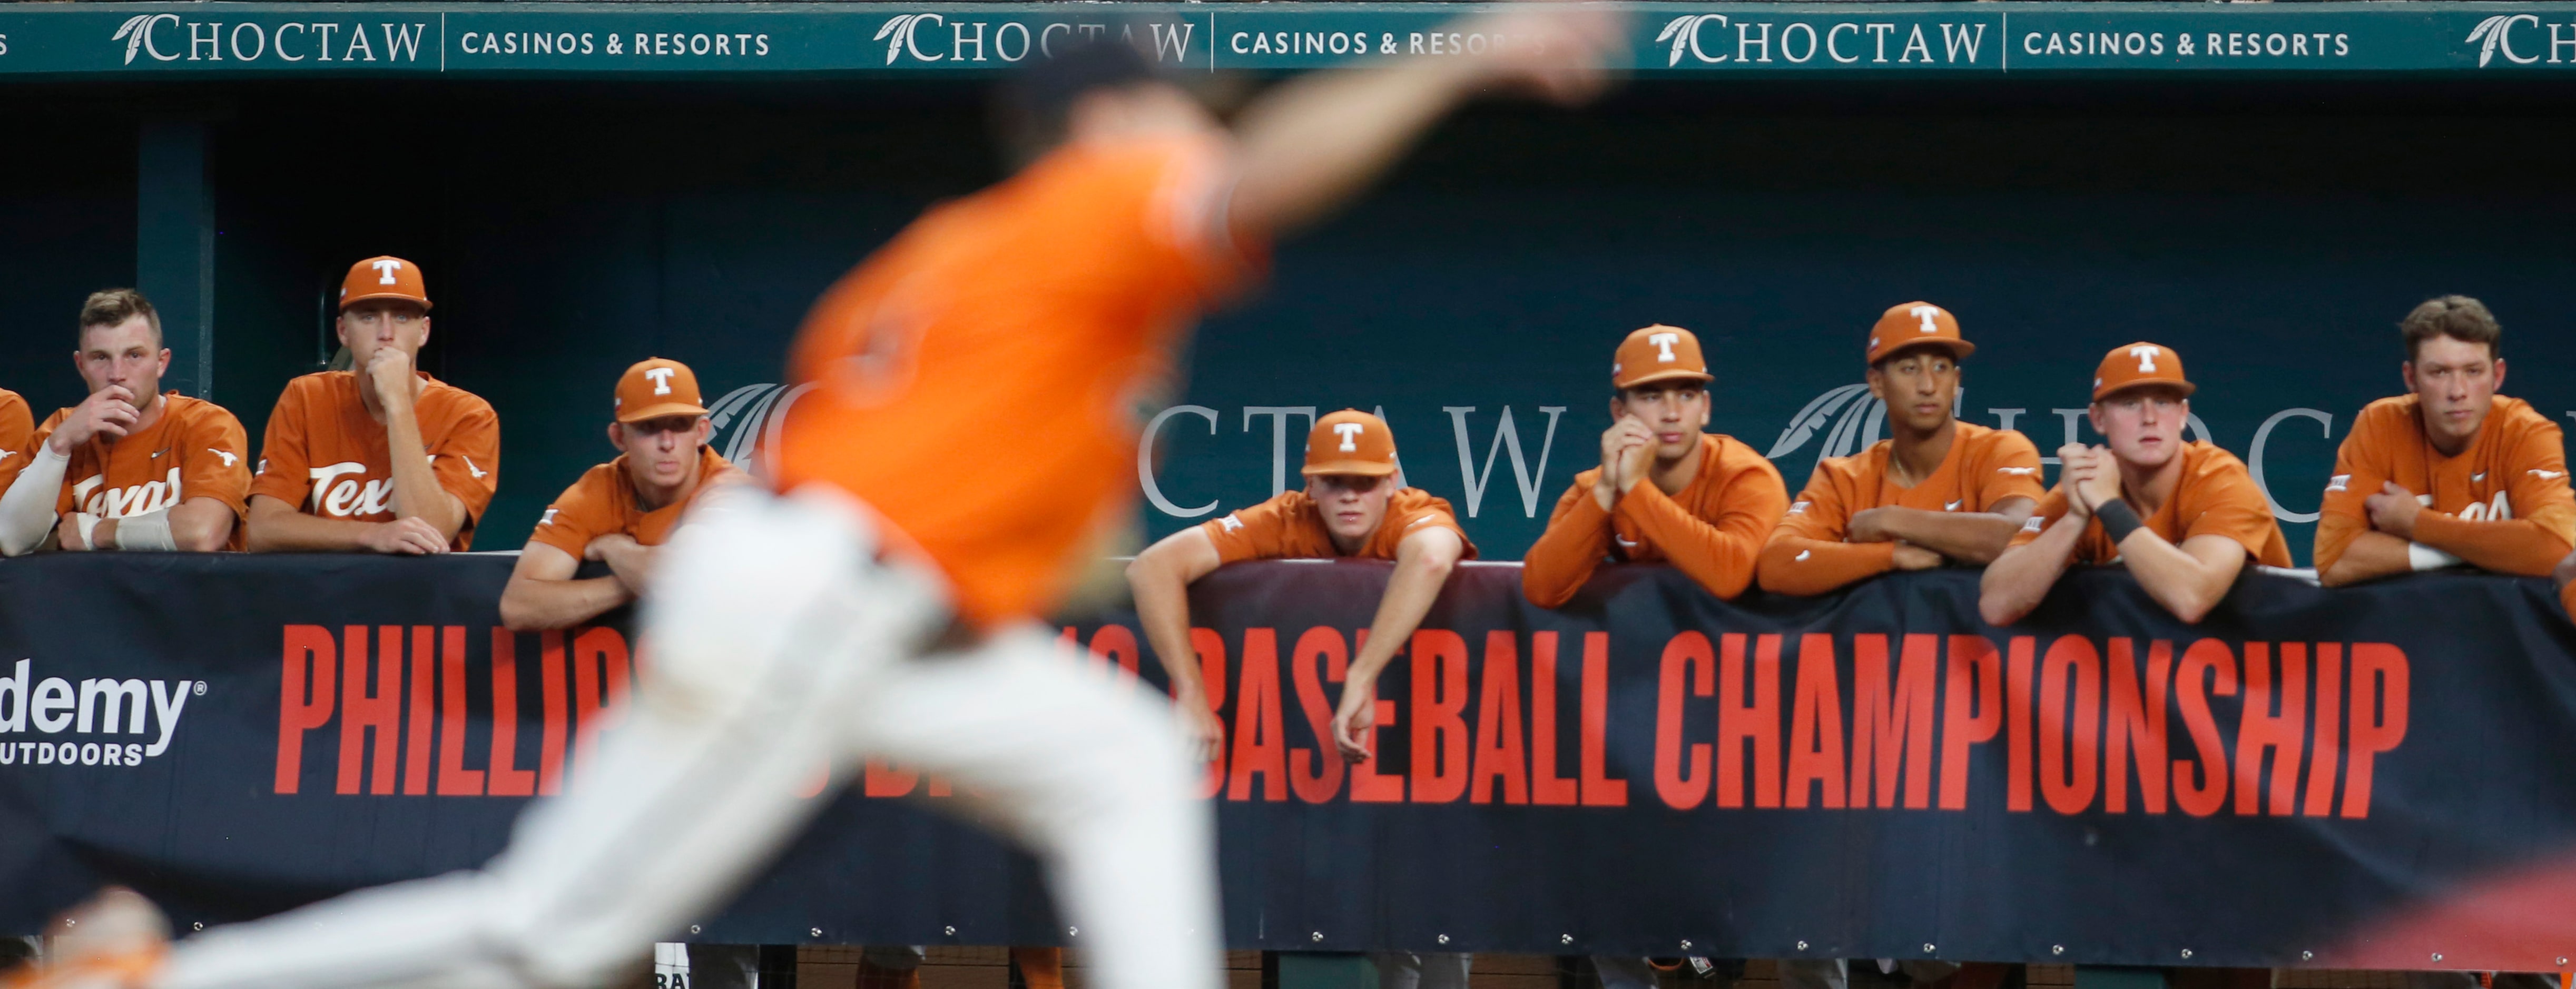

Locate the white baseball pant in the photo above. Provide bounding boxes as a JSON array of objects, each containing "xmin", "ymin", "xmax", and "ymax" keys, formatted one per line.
[{"xmin": 158, "ymin": 486, "xmax": 1221, "ymax": 989}]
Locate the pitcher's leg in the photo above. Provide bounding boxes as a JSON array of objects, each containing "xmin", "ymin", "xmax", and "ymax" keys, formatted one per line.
[
  {"xmin": 848, "ymin": 628, "xmax": 1219, "ymax": 989},
  {"xmin": 163, "ymin": 488, "xmax": 930, "ymax": 989}
]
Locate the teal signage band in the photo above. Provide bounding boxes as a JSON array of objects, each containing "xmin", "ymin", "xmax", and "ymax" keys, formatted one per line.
[{"xmin": 1, "ymin": 3, "xmax": 2574, "ymax": 77}]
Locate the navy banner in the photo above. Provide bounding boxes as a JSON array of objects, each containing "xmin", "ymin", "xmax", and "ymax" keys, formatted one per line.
[
  {"xmin": 6, "ymin": 3, "xmax": 2576, "ymax": 77},
  {"xmin": 3, "ymin": 553, "xmax": 2575, "ymax": 969}
]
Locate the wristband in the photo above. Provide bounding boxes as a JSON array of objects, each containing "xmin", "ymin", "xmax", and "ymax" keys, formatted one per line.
[
  {"xmin": 2408, "ymin": 541, "xmax": 2464, "ymax": 572},
  {"xmin": 2095, "ymin": 499, "xmax": 2144, "ymax": 546},
  {"xmin": 73, "ymin": 512, "xmax": 100, "ymax": 550}
]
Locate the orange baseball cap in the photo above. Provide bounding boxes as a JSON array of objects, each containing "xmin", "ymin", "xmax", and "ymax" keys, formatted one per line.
[
  {"xmin": 1302, "ymin": 409, "xmax": 1399, "ymax": 477},
  {"xmin": 1867, "ymin": 301, "xmax": 1975, "ymax": 364},
  {"xmin": 1611, "ymin": 324, "xmax": 1714, "ymax": 389},
  {"xmin": 614, "ymin": 357, "xmax": 710, "ymax": 423},
  {"xmin": 339, "ymin": 256, "xmax": 432, "ymax": 311},
  {"xmin": 2091, "ymin": 341, "xmax": 2196, "ymax": 401}
]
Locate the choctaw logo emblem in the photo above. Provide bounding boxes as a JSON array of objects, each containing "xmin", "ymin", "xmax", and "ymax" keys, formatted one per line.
[
  {"xmin": 704, "ymin": 383, "xmax": 814, "ymax": 473},
  {"xmin": 2464, "ymin": 14, "xmax": 2545, "ymax": 68},
  {"xmin": 1767, "ymin": 383, "xmax": 1969, "ymax": 476},
  {"xmin": 874, "ymin": 14, "xmax": 946, "ymax": 65},
  {"xmin": 1767, "ymin": 383, "xmax": 1884, "ymax": 474}
]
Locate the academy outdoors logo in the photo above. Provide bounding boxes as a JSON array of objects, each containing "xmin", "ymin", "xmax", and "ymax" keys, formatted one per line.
[{"xmin": 0, "ymin": 659, "xmax": 200, "ymax": 768}]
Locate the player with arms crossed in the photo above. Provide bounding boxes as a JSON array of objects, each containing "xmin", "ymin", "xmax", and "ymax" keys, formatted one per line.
[
  {"xmin": 1523, "ymin": 324, "xmax": 1788, "ymax": 606},
  {"xmin": 1758, "ymin": 302, "xmax": 2041, "ymax": 595},
  {"xmin": 2314, "ymin": 296, "xmax": 2573, "ymax": 586},
  {"xmin": 0, "ymin": 289, "xmax": 250, "ymax": 556},
  {"xmin": 245, "ymin": 256, "xmax": 499, "ymax": 555},
  {"xmin": 500, "ymin": 357, "xmax": 743, "ymax": 630},
  {"xmin": 10, "ymin": 14, "xmax": 1626, "ymax": 989},
  {"xmin": 1980, "ymin": 342, "xmax": 2290, "ymax": 626}
]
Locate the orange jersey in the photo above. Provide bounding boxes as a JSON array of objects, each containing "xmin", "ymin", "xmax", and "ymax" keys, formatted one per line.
[
  {"xmin": 774, "ymin": 136, "xmax": 1254, "ymax": 626},
  {"xmin": 1759, "ymin": 422, "xmax": 2046, "ymax": 595},
  {"xmin": 2008, "ymin": 441, "xmax": 2293, "ymax": 568},
  {"xmin": 2314, "ymin": 394, "xmax": 2575, "ymax": 577},
  {"xmin": 1523, "ymin": 434, "xmax": 1789, "ymax": 605},
  {"xmin": 250, "ymin": 370, "xmax": 501, "ymax": 550},
  {"xmin": 1201, "ymin": 488, "xmax": 1476, "ymax": 564},
  {"xmin": 0, "ymin": 390, "xmax": 33, "ymax": 497},
  {"xmin": 32, "ymin": 393, "xmax": 252, "ymax": 549},
  {"xmin": 527, "ymin": 448, "xmax": 736, "ymax": 558}
]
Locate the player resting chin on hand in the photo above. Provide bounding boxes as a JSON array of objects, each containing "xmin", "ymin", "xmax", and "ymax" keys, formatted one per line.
[
  {"xmin": 1522, "ymin": 325, "xmax": 1788, "ymax": 607},
  {"xmin": 1127, "ymin": 410, "xmax": 1472, "ymax": 765},
  {"xmin": 243, "ymin": 256, "xmax": 499, "ymax": 556},
  {"xmin": 499, "ymin": 358, "xmax": 744, "ymax": 631},
  {"xmin": 0, "ymin": 289, "xmax": 250, "ymax": 556},
  {"xmin": 1980, "ymin": 342, "xmax": 2290, "ymax": 626}
]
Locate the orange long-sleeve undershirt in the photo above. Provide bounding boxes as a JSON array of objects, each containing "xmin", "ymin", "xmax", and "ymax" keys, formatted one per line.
[
  {"xmin": 1619, "ymin": 480, "xmax": 1778, "ymax": 600},
  {"xmin": 1521, "ymin": 436, "xmax": 1787, "ymax": 607},
  {"xmin": 1756, "ymin": 534, "xmax": 1899, "ymax": 597},
  {"xmin": 1522, "ymin": 489, "xmax": 1615, "ymax": 608},
  {"xmin": 2412, "ymin": 511, "xmax": 2574, "ymax": 577}
]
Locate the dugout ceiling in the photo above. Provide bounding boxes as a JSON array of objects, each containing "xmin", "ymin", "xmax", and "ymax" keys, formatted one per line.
[{"xmin": 1, "ymin": 3, "xmax": 2574, "ymax": 563}]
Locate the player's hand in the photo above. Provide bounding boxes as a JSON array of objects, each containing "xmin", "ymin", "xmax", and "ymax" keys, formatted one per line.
[
  {"xmin": 2072, "ymin": 446, "xmax": 2124, "ymax": 516},
  {"xmin": 360, "ymin": 517, "xmax": 449, "ymax": 556},
  {"xmin": 365, "ymin": 347, "xmax": 416, "ymax": 412},
  {"xmin": 2365, "ymin": 481, "xmax": 2424, "ymax": 539},
  {"xmin": 1849, "ymin": 507, "xmax": 1899, "ymax": 543},
  {"xmin": 1612, "ymin": 417, "xmax": 1656, "ymax": 495},
  {"xmin": 1172, "ymin": 688, "xmax": 1225, "ymax": 764},
  {"xmin": 2553, "ymin": 548, "xmax": 2576, "ymax": 592},
  {"xmin": 54, "ymin": 515, "xmax": 91, "ymax": 552},
  {"xmin": 48, "ymin": 386, "xmax": 140, "ymax": 453},
  {"xmin": 590, "ymin": 534, "xmax": 650, "ymax": 594},
  {"xmin": 1456, "ymin": 5, "xmax": 1630, "ymax": 106},
  {"xmin": 2052, "ymin": 444, "xmax": 2094, "ymax": 517},
  {"xmin": 1891, "ymin": 542, "xmax": 1942, "ymax": 571},
  {"xmin": 584, "ymin": 532, "xmax": 638, "ymax": 562},
  {"xmin": 1331, "ymin": 674, "xmax": 1379, "ymax": 763},
  {"xmin": 1598, "ymin": 417, "xmax": 1654, "ymax": 506}
]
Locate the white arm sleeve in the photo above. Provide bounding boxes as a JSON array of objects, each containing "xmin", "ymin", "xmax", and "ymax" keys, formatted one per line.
[{"xmin": 0, "ymin": 444, "xmax": 68, "ymax": 557}]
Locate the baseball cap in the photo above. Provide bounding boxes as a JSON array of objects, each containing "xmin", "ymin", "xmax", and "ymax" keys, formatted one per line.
[
  {"xmin": 2091, "ymin": 341, "xmax": 2196, "ymax": 401},
  {"xmin": 1611, "ymin": 325, "xmax": 1714, "ymax": 390},
  {"xmin": 339, "ymin": 256, "xmax": 432, "ymax": 312},
  {"xmin": 1302, "ymin": 409, "xmax": 1399, "ymax": 477},
  {"xmin": 1867, "ymin": 301, "xmax": 1975, "ymax": 364},
  {"xmin": 614, "ymin": 357, "xmax": 710, "ymax": 423}
]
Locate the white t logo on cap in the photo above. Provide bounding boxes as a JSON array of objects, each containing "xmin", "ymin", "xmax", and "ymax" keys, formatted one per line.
[
  {"xmin": 1912, "ymin": 305, "xmax": 1941, "ymax": 334},
  {"xmin": 644, "ymin": 367, "xmax": 676, "ymax": 395},
  {"xmin": 372, "ymin": 259, "xmax": 402, "ymax": 285},
  {"xmin": 2129, "ymin": 344, "xmax": 2163, "ymax": 373},
  {"xmin": 1649, "ymin": 332, "xmax": 1680, "ymax": 362},
  {"xmin": 1334, "ymin": 422, "xmax": 1363, "ymax": 452}
]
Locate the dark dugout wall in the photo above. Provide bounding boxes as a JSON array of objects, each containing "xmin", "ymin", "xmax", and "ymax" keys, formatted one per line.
[{"xmin": 3, "ymin": 78, "xmax": 2572, "ymax": 565}]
